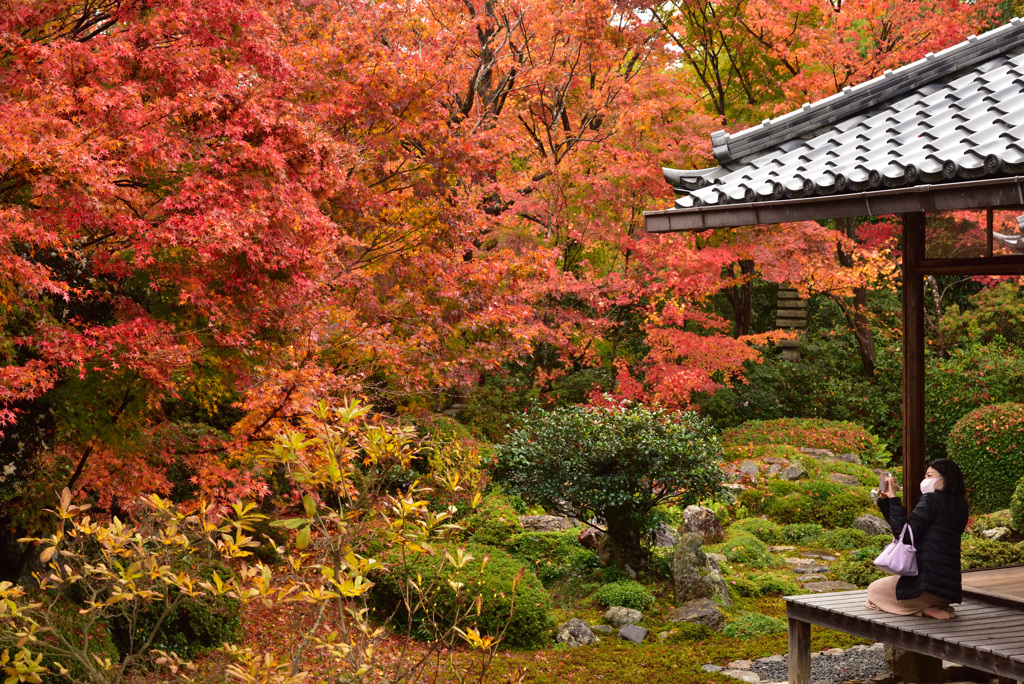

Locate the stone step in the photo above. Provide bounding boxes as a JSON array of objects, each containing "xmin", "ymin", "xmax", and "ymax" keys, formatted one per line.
[
  {"xmin": 776, "ymin": 318, "xmax": 808, "ymax": 328},
  {"xmin": 776, "ymin": 308, "xmax": 807, "ymax": 319},
  {"xmin": 777, "ymin": 299, "xmax": 808, "ymax": 309}
]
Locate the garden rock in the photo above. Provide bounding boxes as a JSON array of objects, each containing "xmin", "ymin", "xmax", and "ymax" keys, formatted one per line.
[
  {"xmin": 577, "ymin": 526, "xmax": 602, "ymax": 549},
  {"xmin": 798, "ymin": 573, "xmax": 829, "ymax": 582},
  {"xmin": 767, "ymin": 464, "xmax": 782, "ymax": 476},
  {"xmin": 853, "ymin": 514, "xmax": 891, "ymax": 536},
  {"xmin": 618, "ymin": 624, "xmax": 648, "ymax": 643},
  {"xmin": 682, "ymin": 505, "xmax": 725, "ymax": 543},
  {"xmin": 672, "ymin": 532, "xmax": 732, "ymax": 606},
  {"xmin": 769, "ymin": 545, "xmax": 796, "ymax": 552},
  {"xmin": 720, "ymin": 669, "xmax": 760, "ymax": 683},
  {"xmin": 702, "ymin": 664, "xmax": 723, "ymax": 673},
  {"xmin": 706, "ymin": 553, "xmax": 725, "ymax": 571},
  {"xmin": 798, "ymin": 448, "xmax": 834, "ymax": 458},
  {"xmin": 555, "ymin": 618, "xmax": 594, "ymax": 647},
  {"xmin": 833, "ymin": 453, "xmax": 862, "ymax": 464},
  {"xmin": 518, "ymin": 515, "xmax": 573, "ymax": 532},
  {"xmin": 982, "ymin": 526, "xmax": 1013, "ymax": 541},
  {"xmin": 603, "ymin": 606, "xmax": 642, "ymax": 627},
  {"xmin": 597, "ymin": 533, "xmax": 615, "ymax": 565},
  {"xmin": 781, "ymin": 462, "xmax": 808, "ymax": 481},
  {"xmin": 829, "ymin": 473, "xmax": 861, "ymax": 486},
  {"xmin": 802, "ymin": 580, "xmax": 857, "ymax": 592},
  {"xmin": 668, "ymin": 598, "xmax": 726, "ymax": 632},
  {"xmin": 727, "ymin": 660, "xmax": 755, "ymax": 669},
  {"xmin": 739, "ymin": 459, "xmax": 760, "ymax": 477},
  {"xmin": 794, "ymin": 564, "xmax": 830, "ymax": 574},
  {"xmin": 653, "ymin": 522, "xmax": 677, "ymax": 548},
  {"xmin": 591, "ymin": 624, "xmax": 614, "ymax": 635},
  {"xmin": 785, "ymin": 557, "xmax": 817, "ymax": 565},
  {"xmin": 803, "ymin": 550, "xmax": 837, "ymax": 561}
]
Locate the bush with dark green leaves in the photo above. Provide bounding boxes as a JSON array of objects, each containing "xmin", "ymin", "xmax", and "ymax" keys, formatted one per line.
[
  {"xmin": 722, "ymin": 612, "xmax": 787, "ymax": 639},
  {"xmin": 462, "ymin": 493, "xmax": 523, "ymax": 546},
  {"xmin": 960, "ymin": 537, "xmax": 1024, "ymax": 570},
  {"xmin": 502, "ymin": 529, "xmax": 601, "ymax": 586},
  {"xmin": 370, "ymin": 542, "xmax": 553, "ymax": 649},
  {"xmin": 592, "ymin": 581, "xmax": 655, "ymax": 611},
  {"xmin": 495, "ymin": 404, "xmax": 723, "ymax": 569},
  {"xmin": 1012, "ymin": 476, "xmax": 1024, "ymax": 534},
  {"xmin": 830, "ymin": 558, "xmax": 887, "ymax": 587},
  {"xmin": 947, "ymin": 403, "xmax": 1024, "ymax": 514}
]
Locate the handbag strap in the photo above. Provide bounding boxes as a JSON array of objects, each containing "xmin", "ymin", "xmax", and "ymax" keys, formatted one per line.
[{"xmin": 898, "ymin": 523, "xmax": 915, "ymax": 548}]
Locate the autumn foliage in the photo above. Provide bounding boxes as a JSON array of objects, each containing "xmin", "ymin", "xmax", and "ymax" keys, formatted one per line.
[{"xmin": 0, "ymin": 0, "xmax": 1006, "ymax": 539}]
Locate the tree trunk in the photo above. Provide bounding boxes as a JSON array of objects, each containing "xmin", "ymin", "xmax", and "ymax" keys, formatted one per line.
[
  {"xmin": 724, "ymin": 259, "xmax": 755, "ymax": 337},
  {"xmin": 604, "ymin": 518, "xmax": 649, "ymax": 573}
]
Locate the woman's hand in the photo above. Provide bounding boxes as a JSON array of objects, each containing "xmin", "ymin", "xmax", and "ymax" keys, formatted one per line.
[{"xmin": 879, "ymin": 476, "xmax": 898, "ymax": 499}]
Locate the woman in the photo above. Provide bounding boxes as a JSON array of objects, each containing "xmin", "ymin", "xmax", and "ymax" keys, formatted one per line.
[{"xmin": 865, "ymin": 458, "xmax": 969, "ymax": 619}]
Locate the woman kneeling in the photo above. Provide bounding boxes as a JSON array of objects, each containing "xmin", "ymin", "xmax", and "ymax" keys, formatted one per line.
[{"xmin": 865, "ymin": 459, "xmax": 969, "ymax": 620}]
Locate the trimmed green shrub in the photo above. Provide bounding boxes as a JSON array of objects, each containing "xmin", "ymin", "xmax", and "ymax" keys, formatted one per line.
[
  {"xmin": 724, "ymin": 443, "xmax": 804, "ymax": 463},
  {"xmin": 370, "ymin": 542, "xmax": 553, "ymax": 649},
  {"xmin": 779, "ymin": 523, "xmax": 826, "ymax": 546},
  {"xmin": 722, "ymin": 612, "xmax": 787, "ymax": 639},
  {"xmin": 495, "ymin": 404, "xmax": 723, "ymax": 569},
  {"xmin": 502, "ymin": 529, "xmax": 601, "ymax": 586},
  {"xmin": 739, "ymin": 480, "xmax": 873, "ymax": 528},
  {"xmin": 721, "ymin": 418, "xmax": 889, "ymax": 466},
  {"xmin": 947, "ymin": 403, "xmax": 1024, "ymax": 514},
  {"xmin": 592, "ymin": 581, "xmax": 655, "ymax": 611},
  {"xmin": 463, "ymin": 493, "xmax": 523, "ymax": 546},
  {"xmin": 829, "ymin": 558, "xmax": 887, "ymax": 587},
  {"xmin": 961, "ymin": 537, "xmax": 1024, "ymax": 570},
  {"xmin": 728, "ymin": 518, "xmax": 783, "ymax": 545},
  {"xmin": 1012, "ymin": 476, "xmax": 1024, "ymax": 534},
  {"xmin": 814, "ymin": 528, "xmax": 871, "ymax": 551},
  {"xmin": 721, "ymin": 533, "xmax": 774, "ymax": 568}
]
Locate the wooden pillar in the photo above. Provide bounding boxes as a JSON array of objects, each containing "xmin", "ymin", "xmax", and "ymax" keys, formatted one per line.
[
  {"xmin": 902, "ymin": 212, "xmax": 926, "ymax": 510},
  {"xmin": 787, "ymin": 616, "xmax": 811, "ymax": 684}
]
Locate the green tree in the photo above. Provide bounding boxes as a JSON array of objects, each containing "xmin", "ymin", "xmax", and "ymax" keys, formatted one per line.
[{"xmin": 494, "ymin": 404, "xmax": 723, "ymax": 570}]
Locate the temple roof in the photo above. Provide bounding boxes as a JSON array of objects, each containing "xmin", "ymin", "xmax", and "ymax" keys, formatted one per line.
[{"xmin": 648, "ymin": 19, "xmax": 1024, "ymax": 232}]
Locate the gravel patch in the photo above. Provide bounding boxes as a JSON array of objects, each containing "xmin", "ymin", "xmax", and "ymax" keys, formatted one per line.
[{"xmin": 749, "ymin": 645, "xmax": 888, "ymax": 683}]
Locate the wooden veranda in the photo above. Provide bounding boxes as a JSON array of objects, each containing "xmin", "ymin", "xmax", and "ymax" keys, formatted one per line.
[{"xmin": 645, "ymin": 18, "xmax": 1024, "ymax": 684}]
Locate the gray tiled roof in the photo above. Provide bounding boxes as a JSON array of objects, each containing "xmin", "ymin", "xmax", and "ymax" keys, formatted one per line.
[{"xmin": 666, "ymin": 19, "xmax": 1024, "ymax": 210}]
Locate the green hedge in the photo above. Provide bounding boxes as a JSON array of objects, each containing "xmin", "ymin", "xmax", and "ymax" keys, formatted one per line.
[
  {"xmin": 502, "ymin": 529, "xmax": 601, "ymax": 586},
  {"xmin": 1012, "ymin": 477, "xmax": 1024, "ymax": 534},
  {"xmin": 721, "ymin": 418, "xmax": 888, "ymax": 465},
  {"xmin": 370, "ymin": 542, "xmax": 553, "ymax": 649},
  {"xmin": 463, "ymin": 493, "xmax": 523, "ymax": 546},
  {"xmin": 947, "ymin": 403, "xmax": 1024, "ymax": 514},
  {"xmin": 720, "ymin": 533, "xmax": 775, "ymax": 568},
  {"xmin": 737, "ymin": 480, "xmax": 873, "ymax": 528},
  {"xmin": 960, "ymin": 537, "xmax": 1024, "ymax": 570},
  {"xmin": 592, "ymin": 581, "xmax": 655, "ymax": 611}
]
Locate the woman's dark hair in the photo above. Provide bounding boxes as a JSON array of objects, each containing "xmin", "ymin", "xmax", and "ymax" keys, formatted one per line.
[{"xmin": 929, "ymin": 458, "xmax": 966, "ymax": 500}]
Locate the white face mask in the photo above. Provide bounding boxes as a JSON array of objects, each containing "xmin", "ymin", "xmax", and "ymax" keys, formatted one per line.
[{"xmin": 920, "ymin": 477, "xmax": 941, "ymax": 494}]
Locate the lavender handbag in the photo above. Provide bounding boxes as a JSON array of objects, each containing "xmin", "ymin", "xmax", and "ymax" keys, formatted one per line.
[{"xmin": 873, "ymin": 523, "xmax": 918, "ymax": 576}]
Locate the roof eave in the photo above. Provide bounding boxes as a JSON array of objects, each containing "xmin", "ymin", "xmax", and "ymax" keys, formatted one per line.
[{"xmin": 644, "ymin": 176, "xmax": 1024, "ymax": 233}]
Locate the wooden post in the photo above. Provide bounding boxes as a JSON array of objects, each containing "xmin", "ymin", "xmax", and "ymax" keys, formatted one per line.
[
  {"xmin": 787, "ymin": 616, "xmax": 811, "ymax": 684},
  {"xmin": 902, "ymin": 212, "xmax": 926, "ymax": 510}
]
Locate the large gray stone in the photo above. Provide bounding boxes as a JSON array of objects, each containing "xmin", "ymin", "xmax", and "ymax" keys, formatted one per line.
[
  {"xmin": 618, "ymin": 624, "xmax": 649, "ymax": 644},
  {"xmin": 672, "ymin": 532, "xmax": 732, "ymax": 606},
  {"xmin": 797, "ymin": 448, "xmax": 834, "ymax": 459},
  {"xmin": 652, "ymin": 522, "xmax": 677, "ymax": 548},
  {"xmin": 720, "ymin": 669, "xmax": 760, "ymax": 683},
  {"xmin": 667, "ymin": 598, "xmax": 726, "ymax": 632},
  {"xmin": 738, "ymin": 460, "xmax": 760, "ymax": 480},
  {"xmin": 682, "ymin": 505, "xmax": 725, "ymax": 543},
  {"xmin": 781, "ymin": 462, "xmax": 808, "ymax": 481},
  {"xmin": 982, "ymin": 526, "xmax": 1013, "ymax": 541},
  {"xmin": 831, "ymin": 453, "xmax": 862, "ymax": 465},
  {"xmin": 590, "ymin": 624, "xmax": 614, "ymax": 635},
  {"xmin": 519, "ymin": 515, "xmax": 574, "ymax": 533},
  {"xmin": 603, "ymin": 606, "xmax": 642, "ymax": 627},
  {"xmin": 828, "ymin": 473, "xmax": 861, "ymax": 486},
  {"xmin": 555, "ymin": 618, "xmax": 594, "ymax": 647},
  {"xmin": 794, "ymin": 564, "xmax": 830, "ymax": 574},
  {"xmin": 853, "ymin": 514, "xmax": 891, "ymax": 536}
]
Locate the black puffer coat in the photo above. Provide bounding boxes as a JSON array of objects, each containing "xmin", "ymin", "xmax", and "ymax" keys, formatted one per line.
[{"xmin": 878, "ymin": 492, "xmax": 969, "ymax": 603}]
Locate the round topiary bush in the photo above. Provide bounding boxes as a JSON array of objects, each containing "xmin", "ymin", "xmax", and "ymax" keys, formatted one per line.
[
  {"xmin": 1012, "ymin": 476, "xmax": 1024, "ymax": 534},
  {"xmin": 722, "ymin": 612, "xmax": 787, "ymax": 639},
  {"xmin": 462, "ymin": 493, "xmax": 523, "ymax": 546},
  {"xmin": 592, "ymin": 580, "xmax": 655, "ymax": 611},
  {"xmin": 947, "ymin": 403, "xmax": 1024, "ymax": 513},
  {"xmin": 721, "ymin": 532, "xmax": 774, "ymax": 568},
  {"xmin": 370, "ymin": 542, "xmax": 553, "ymax": 649}
]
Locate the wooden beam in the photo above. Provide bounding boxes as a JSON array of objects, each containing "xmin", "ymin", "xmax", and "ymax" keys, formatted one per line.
[
  {"xmin": 903, "ymin": 212, "xmax": 926, "ymax": 510},
  {"xmin": 787, "ymin": 616, "xmax": 811, "ymax": 684},
  {"xmin": 913, "ymin": 254, "xmax": 1024, "ymax": 276}
]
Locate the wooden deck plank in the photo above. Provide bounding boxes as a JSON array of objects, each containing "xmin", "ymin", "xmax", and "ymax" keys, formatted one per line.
[{"xmin": 786, "ymin": 589, "xmax": 1024, "ymax": 682}]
